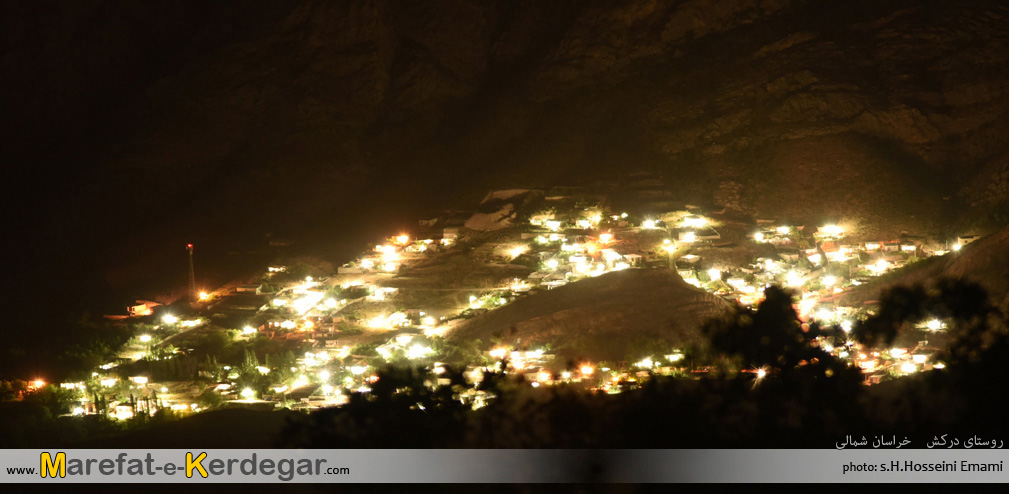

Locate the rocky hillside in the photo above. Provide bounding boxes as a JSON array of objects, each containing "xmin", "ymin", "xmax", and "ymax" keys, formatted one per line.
[
  {"xmin": 449, "ymin": 269, "xmax": 733, "ymax": 362},
  {"xmin": 6, "ymin": 0, "xmax": 1009, "ymax": 327}
]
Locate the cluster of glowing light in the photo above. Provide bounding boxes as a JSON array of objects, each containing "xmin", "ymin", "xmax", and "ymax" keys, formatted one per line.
[
  {"xmin": 367, "ymin": 313, "xmax": 407, "ymax": 329},
  {"xmin": 684, "ymin": 278, "xmax": 701, "ymax": 287},
  {"xmin": 786, "ymin": 271, "xmax": 803, "ymax": 287},
  {"xmin": 890, "ymin": 348, "xmax": 906, "ymax": 358},
  {"xmin": 635, "ymin": 357, "xmax": 655, "ymax": 369},
  {"xmin": 727, "ymin": 278, "xmax": 745, "ymax": 289},
  {"xmin": 349, "ymin": 366, "xmax": 367, "ymax": 375},
  {"xmin": 822, "ymin": 276, "xmax": 837, "ymax": 287},
  {"xmin": 912, "ymin": 354, "xmax": 927, "ymax": 364},
  {"xmin": 272, "ymin": 298, "xmax": 288, "ymax": 307},
  {"xmin": 292, "ymin": 291, "xmax": 325, "ymax": 314},
  {"xmin": 256, "ymin": 366, "xmax": 270, "ymax": 375},
  {"xmin": 681, "ymin": 232, "xmax": 696, "ymax": 243},
  {"xmin": 561, "ymin": 371, "xmax": 572, "ymax": 379},
  {"xmin": 754, "ymin": 232, "xmax": 764, "ymax": 242},
  {"xmin": 509, "ymin": 279, "xmax": 530, "ymax": 292},
  {"xmin": 407, "ymin": 345, "xmax": 434, "ymax": 359},
  {"xmin": 548, "ymin": 233, "xmax": 562, "ymax": 242},
  {"xmin": 324, "ymin": 298, "xmax": 338, "ymax": 308},
  {"xmin": 900, "ymin": 363, "xmax": 917, "ymax": 373},
  {"xmin": 641, "ymin": 219, "xmax": 658, "ymax": 229},
  {"xmin": 396, "ymin": 234, "xmax": 410, "ymax": 245},
  {"xmin": 841, "ymin": 320, "xmax": 853, "ymax": 332},
  {"xmin": 926, "ymin": 319, "xmax": 943, "ymax": 331},
  {"xmin": 382, "ymin": 262, "xmax": 397, "ymax": 272},
  {"xmin": 614, "ymin": 261, "xmax": 630, "ymax": 271},
  {"xmin": 934, "ymin": 363, "xmax": 946, "ymax": 369},
  {"xmin": 361, "ymin": 259, "xmax": 375, "ymax": 269},
  {"xmin": 180, "ymin": 319, "xmax": 201, "ymax": 328},
  {"xmin": 508, "ymin": 245, "xmax": 529, "ymax": 258},
  {"xmin": 535, "ymin": 235, "xmax": 548, "ymax": 244},
  {"xmin": 421, "ymin": 316, "xmax": 436, "ymax": 327},
  {"xmin": 580, "ymin": 365, "xmax": 595, "ymax": 376},
  {"xmin": 293, "ymin": 375, "xmax": 309, "ymax": 388},
  {"xmin": 859, "ymin": 360, "xmax": 876, "ymax": 371},
  {"xmin": 776, "ymin": 226, "xmax": 790, "ymax": 235},
  {"xmin": 820, "ymin": 224, "xmax": 844, "ymax": 237},
  {"xmin": 138, "ymin": 334, "xmax": 152, "ymax": 343},
  {"xmin": 537, "ymin": 371, "xmax": 551, "ymax": 383},
  {"xmin": 131, "ymin": 376, "xmax": 148, "ymax": 385},
  {"xmin": 489, "ymin": 348, "xmax": 508, "ymax": 360},
  {"xmin": 756, "ymin": 368, "xmax": 767, "ymax": 380},
  {"xmin": 162, "ymin": 314, "xmax": 179, "ymax": 324},
  {"xmin": 240, "ymin": 388, "xmax": 256, "ymax": 399},
  {"xmin": 321, "ymin": 384, "xmax": 334, "ymax": 395},
  {"xmin": 242, "ymin": 326, "xmax": 257, "ymax": 334},
  {"xmin": 510, "ymin": 354, "xmax": 526, "ymax": 370},
  {"xmin": 198, "ymin": 291, "xmax": 210, "ymax": 301},
  {"xmin": 816, "ymin": 309, "xmax": 834, "ymax": 322},
  {"xmin": 268, "ymin": 266, "xmax": 286, "ymax": 272},
  {"xmin": 872, "ymin": 259, "xmax": 888, "ymax": 275},
  {"xmin": 303, "ymin": 319, "xmax": 315, "ymax": 330},
  {"xmin": 601, "ymin": 250, "xmax": 622, "ymax": 262},
  {"xmin": 682, "ymin": 216, "xmax": 706, "ymax": 228},
  {"xmin": 764, "ymin": 259, "xmax": 777, "ymax": 271},
  {"xmin": 798, "ymin": 298, "xmax": 817, "ymax": 317},
  {"xmin": 665, "ymin": 353, "xmax": 684, "ymax": 363},
  {"xmin": 952, "ymin": 243, "xmax": 962, "ymax": 252},
  {"xmin": 707, "ymin": 268, "xmax": 721, "ymax": 281},
  {"xmin": 575, "ymin": 219, "xmax": 591, "ymax": 229},
  {"xmin": 560, "ymin": 242, "xmax": 581, "ymax": 252},
  {"xmin": 598, "ymin": 233, "xmax": 613, "ymax": 244},
  {"xmin": 545, "ymin": 220, "xmax": 562, "ymax": 231},
  {"xmin": 280, "ymin": 320, "xmax": 297, "ymax": 330},
  {"xmin": 100, "ymin": 378, "xmax": 117, "ymax": 387}
]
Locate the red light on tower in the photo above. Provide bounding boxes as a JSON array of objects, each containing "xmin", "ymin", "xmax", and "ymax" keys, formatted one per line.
[{"xmin": 187, "ymin": 243, "xmax": 193, "ymax": 249}]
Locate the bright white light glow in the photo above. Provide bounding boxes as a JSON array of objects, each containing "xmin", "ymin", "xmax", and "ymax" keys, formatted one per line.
[{"xmin": 821, "ymin": 224, "xmax": 843, "ymax": 236}]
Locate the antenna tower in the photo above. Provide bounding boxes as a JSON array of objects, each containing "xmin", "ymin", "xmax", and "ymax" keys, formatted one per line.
[{"xmin": 187, "ymin": 243, "xmax": 196, "ymax": 303}]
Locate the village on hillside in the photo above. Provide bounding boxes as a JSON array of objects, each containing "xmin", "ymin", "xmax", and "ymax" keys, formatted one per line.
[{"xmin": 30, "ymin": 184, "xmax": 981, "ymax": 421}]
